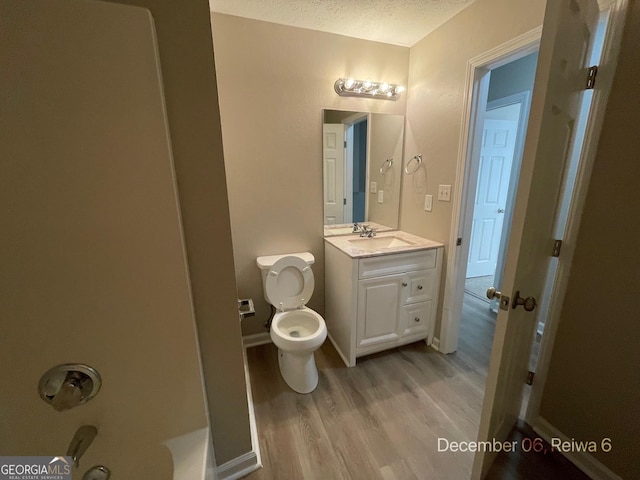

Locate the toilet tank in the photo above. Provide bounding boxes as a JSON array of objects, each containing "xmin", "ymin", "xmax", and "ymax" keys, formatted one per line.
[{"xmin": 256, "ymin": 252, "xmax": 315, "ymax": 302}]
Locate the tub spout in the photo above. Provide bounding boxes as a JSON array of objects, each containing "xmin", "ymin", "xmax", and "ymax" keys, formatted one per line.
[{"xmin": 67, "ymin": 425, "xmax": 98, "ymax": 468}]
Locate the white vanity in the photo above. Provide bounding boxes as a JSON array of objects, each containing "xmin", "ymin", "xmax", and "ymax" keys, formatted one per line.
[{"xmin": 324, "ymin": 231, "xmax": 444, "ymax": 367}]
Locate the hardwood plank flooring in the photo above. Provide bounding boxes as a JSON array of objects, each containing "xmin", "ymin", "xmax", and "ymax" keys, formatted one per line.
[
  {"xmin": 244, "ymin": 293, "xmax": 496, "ymax": 480},
  {"xmin": 244, "ymin": 294, "xmax": 578, "ymax": 479}
]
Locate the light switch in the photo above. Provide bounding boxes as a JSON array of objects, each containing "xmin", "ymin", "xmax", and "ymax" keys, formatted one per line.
[
  {"xmin": 377, "ymin": 190, "xmax": 384, "ymax": 203},
  {"xmin": 424, "ymin": 194, "xmax": 433, "ymax": 212},
  {"xmin": 438, "ymin": 185, "xmax": 452, "ymax": 202},
  {"xmin": 370, "ymin": 182, "xmax": 377, "ymax": 194}
]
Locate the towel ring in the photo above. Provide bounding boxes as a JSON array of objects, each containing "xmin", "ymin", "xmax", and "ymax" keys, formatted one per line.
[
  {"xmin": 379, "ymin": 158, "xmax": 393, "ymax": 175},
  {"xmin": 404, "ymin": 154, "xmax": 422, "ymax": 175}
]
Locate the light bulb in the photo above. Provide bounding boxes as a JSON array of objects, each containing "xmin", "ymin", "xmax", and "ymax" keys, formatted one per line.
[
  {"xmin": 363, "ymin": 79, "xmax": 373, "ymax": 90},
  {"xmin": 344, "ymin": 78, "xmax": 355, "ymax": 89},
  {"xmin": 395, "ymin": 85, "xmax": 406, "ymax": 94},
  {"xmin": 379, "ymin": 83, "xmax": 390, "ymax": 93}
]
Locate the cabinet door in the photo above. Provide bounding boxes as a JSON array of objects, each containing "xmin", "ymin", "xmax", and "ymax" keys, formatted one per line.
[
  {"xmin": 401, "ymin": 301, "xmax": 432, "ymax": 337},
  {"xmin": 357, "ymin": 274, "xmax": 403, "ymax": 348}
]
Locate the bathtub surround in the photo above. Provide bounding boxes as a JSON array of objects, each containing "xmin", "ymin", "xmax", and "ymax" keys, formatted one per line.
[
  {"xmin": 2, "ymin": 0, "xmax": 254, "ymax": 475},
  {"xmin": 1, "ymin": 1, "xmax": 210, "ymax": 477},
  {"xmin": 104, "ymin": 0, "xmax": 253, "ymax": 468}
]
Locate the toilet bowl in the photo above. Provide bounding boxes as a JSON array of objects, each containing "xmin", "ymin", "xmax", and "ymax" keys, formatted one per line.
[{"xmin": 257, "ymin": 253, "xmax": 327, "ymax": 393}]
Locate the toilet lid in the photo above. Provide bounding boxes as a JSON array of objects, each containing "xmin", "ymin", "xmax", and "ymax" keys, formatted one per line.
[{"xmin": 265, "ymin": 256, "xmax": 314, "ymax": 310}]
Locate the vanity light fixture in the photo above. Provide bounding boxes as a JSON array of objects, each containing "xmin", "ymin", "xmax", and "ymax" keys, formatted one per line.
[{"xmin": 334, "ymin": 78, "xmax": 405, "ymax": 100}]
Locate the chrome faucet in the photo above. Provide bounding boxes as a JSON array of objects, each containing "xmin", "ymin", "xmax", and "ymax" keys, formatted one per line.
[
  {"xmin": 67, "ymin": 425, "xmax": 98, "ymax": 468},
  {"xmin": 352, "ymin": 223, "xmax": 361, "ymax": 233},
  {"xmin": 359, "ymin": 225, "xmax": 377, "ymax": 238}
]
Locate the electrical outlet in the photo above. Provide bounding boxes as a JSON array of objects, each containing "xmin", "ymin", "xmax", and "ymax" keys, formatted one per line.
[
  {"xmin": 438, "ymin": 184, "xmax": 452, "ymax": 202},
  {"xmin": 370, "ymin": 182, "xmax": 377, "ymax": 194},
  {"xmin": 378, "ymin": 190, "xmax": 384, "ymax": 203},
  {"xmin": 424, "ymin": 194, "xmax": 433, "ymax": 212}
]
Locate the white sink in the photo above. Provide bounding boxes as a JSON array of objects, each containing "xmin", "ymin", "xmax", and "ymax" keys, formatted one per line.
[{"xmin": 347, "ymin": 236, "xmax": 414, "ymax": 251}]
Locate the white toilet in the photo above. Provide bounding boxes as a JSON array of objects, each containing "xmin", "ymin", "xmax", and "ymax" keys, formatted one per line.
[{"xmin": 256, "ymin": 252, "xmax": 327, "ymax": 394}]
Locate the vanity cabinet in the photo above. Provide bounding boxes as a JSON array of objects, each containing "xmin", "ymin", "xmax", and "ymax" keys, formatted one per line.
[{"xmin": 325, "ymin": 242, "xmax": 443, "ymax": 367}]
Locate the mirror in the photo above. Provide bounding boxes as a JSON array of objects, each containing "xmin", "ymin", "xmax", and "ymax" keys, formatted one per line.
[{"xmin": 322, "ymin": 110, "xmax": 404, "ymax": 234}]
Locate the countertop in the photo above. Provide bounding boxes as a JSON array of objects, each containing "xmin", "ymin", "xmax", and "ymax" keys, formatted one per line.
[{"xmin": 324, "ymin": 230, "xmax": 444, "ymax": 258}]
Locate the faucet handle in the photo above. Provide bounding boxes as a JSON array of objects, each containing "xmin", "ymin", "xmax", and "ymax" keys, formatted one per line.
[{"xmin": 51, "ymin": 373, "xmax": 84, "ymax": 412}]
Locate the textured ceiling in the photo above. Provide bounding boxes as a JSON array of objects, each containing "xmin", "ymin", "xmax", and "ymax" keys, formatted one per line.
[{"xmin": 210, "ymin": 0, "xmax": 477, "ymax": 47}]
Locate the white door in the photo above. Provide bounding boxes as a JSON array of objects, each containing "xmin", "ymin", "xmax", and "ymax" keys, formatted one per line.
[
  {"xmin": 467, "ymin": 119, "xmax": 518, "ymax": 278},
  {"xmin": 323, "ymin": 123, "xmax": 345, "ymax": 224},
  {"xmin": 472, "ymin": 0, "xmax": 600, "ymax": 477}
]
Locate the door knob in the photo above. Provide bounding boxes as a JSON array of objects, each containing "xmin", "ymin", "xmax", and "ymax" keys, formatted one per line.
[
  {"xmin": 486, "ymin": 287, "xmax": 510, "ymax": 311},
  {"xmin": 512, "ymin": 290, "xmax": 537, "ymax": 311},
  {"xmin": 497, "ymin": 208, "xmax": 505, "ymax": 213}
]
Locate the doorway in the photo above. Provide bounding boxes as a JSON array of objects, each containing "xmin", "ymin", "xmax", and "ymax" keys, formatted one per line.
[{"xmin": 463, "ymin": 53, "xmax": 537, "ymax": 317}]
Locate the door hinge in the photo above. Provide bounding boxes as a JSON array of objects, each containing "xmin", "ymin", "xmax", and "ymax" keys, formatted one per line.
[
  {"xmin": 552, "ymin": 239, "xmax": 562, "ymax": 257},
  {"xmin": 344, "ymin": 140, "xmax": 347, "ymax": 148},
  {"xmin": 527, "ymin": 371, "xmax": 535, "ymax": 385},
  {"xmin": 343, "ymin": 198, "xmax": 347, "ymax": 205},
  {"xmin": 586, "ymin": 65, "xmax": 598, "ymax": 89},
  {"xmin": 456, "ymin": 237, "xmax": 462, "ymax": 246}
]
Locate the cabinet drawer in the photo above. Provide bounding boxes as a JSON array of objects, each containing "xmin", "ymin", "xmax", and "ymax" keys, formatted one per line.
[
  {"xmin": 359, "ymin": 249, "xmax": 437, "ymax": 279},
  {"xmin": 401, "ymin": 301, "xmax": 431, "ymax": 336},
  {"xmin": 401, "ymin": 269, "xmax": 436, "ymax": 304}
]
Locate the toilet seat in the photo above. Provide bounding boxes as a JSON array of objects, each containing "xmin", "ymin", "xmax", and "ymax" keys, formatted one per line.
[{"xmin": 265, "ymin": 256, "xmax": 315, "ymax": 310}]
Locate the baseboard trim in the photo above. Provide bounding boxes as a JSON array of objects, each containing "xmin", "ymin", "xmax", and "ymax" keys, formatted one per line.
[
  {"xmin": 430, "ymin": 336, "xmax": 440, "ymax": 352},
  {"xmin": 534, "ymin": 417, "xmax": 623, "ymax": 480},
  {"xmin": 242, "ymin": 331, "xmax": 271, "ymax": 348},
  {"xmin": 215, "ymin": 450, "xmax": 259, "ymax": 480},
  {"xmin": 327, "ymin": 332, "xmax": 352, "ymax": 367},
  {"xmin": 216, "ymin": 348, "xmax": 263, "ymax": 480},
  {"xmin": 242, "ymin": 346, "xmax": 262, "ymax": 468}
]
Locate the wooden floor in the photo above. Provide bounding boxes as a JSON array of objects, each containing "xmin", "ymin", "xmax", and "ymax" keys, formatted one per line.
[
  {"xmin": 244, "ymin": 294, "xmax": 495, "ymax": 480},
  {"xmin": 244, "ymin": 294, "xmax": 585, "ymax": 479}
]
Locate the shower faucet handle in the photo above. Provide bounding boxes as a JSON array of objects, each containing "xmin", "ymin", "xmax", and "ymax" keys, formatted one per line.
[{"xmin": 51, "ymin": 372, "xmax": 84, "ymax": 412}]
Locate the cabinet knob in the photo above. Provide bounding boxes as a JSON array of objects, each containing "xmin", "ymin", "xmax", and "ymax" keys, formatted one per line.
[
  {"xmin": 402, "ymin": 282, "xmax": 408, "ymax": 287},
  {"xmin": 414, "ymin": 317, "xmax": 420, "ymax": 323},
  {"xmin": 417, "ymin": 285, "xmax": 423, "ymax": 290}
]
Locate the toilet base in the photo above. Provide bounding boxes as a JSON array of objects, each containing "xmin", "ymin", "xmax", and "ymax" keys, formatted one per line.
[{"xmin": 278, "ymin": 349, "xmax": 319, "ymax": 394}]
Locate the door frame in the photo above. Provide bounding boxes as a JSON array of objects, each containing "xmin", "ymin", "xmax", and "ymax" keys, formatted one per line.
[{"xmin": 438, "ymin": 27, "xmax": 542, "ymax": 355}]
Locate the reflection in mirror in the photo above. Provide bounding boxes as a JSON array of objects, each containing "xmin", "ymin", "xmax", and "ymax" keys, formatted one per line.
[{"xmin": 322, "ymin": 110, "xmax": 404, "ymax": 234}]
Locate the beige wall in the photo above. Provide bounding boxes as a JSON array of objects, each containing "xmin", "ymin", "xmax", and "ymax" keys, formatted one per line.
[
  {"xmin": 0, "ymin": 1, "xmax": 208, "ymax": 477},
  {"xmin": 211, "ymin": 13, "xmax": 409, "ymax": 336},
  {"xmin": 106, "ymin": 0, "xmax": 252, "ymax": 465},
  {"xmin": 539, "ymin": 3, "xmax": 640, "ymax": 477},
  {"xmin": 401, "ymin": 0, "xmax": 547, "ymax": 335}
]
